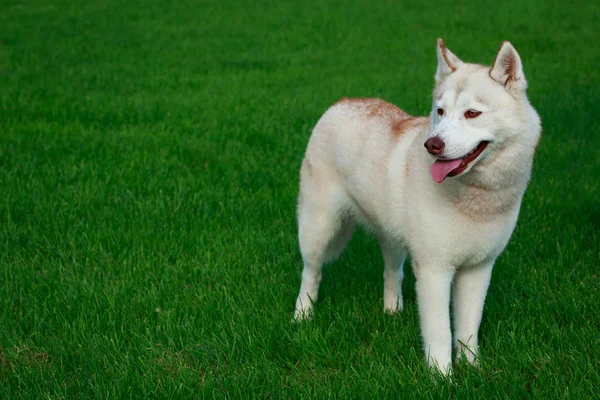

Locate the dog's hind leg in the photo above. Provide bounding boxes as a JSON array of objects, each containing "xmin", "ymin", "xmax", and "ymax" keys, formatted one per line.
[
  {"xmin": 379, "ymin": 240, "xmax": 407, "ymax": 313},
  {"xmin": 294, "ymin": 182, "xmax": 353, "ymax": 321}
]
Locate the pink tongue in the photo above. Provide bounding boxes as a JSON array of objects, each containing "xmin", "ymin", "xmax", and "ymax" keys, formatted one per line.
[{"xmin": 430, "ymin": 159, "xmax": 462, "ymax": 183}]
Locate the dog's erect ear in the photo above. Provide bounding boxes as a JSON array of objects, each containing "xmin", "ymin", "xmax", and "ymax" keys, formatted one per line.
[
  {"xmin": 435, "ymin": 38, "xmax": 463, "ymax": 84},
  {"xmin": 489, "ymin": 41, "xmax": 527, "ymax": 91}
]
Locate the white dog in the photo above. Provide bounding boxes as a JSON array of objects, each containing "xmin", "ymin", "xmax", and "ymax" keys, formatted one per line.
[{"xmin": 294, "ymin": 39, "xmax": 541, "ymax": 375}]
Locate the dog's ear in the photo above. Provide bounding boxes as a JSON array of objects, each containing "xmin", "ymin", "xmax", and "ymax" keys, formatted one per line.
[
  {"xmin": 489, "ymin": 41, "xmax": 527, "ymax": 92},
  {"xmin": 435, "ymin": 38, "xmax": 463, "ymax": 84}
]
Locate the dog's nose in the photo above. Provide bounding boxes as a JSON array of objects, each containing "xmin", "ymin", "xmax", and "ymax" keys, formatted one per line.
[{"xmin": 424, "ymin": 137, "xmax": 445, "ymax": 155}]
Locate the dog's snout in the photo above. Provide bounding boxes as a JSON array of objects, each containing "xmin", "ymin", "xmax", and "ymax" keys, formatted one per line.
[{"xmin": 424, "ymin": 137, "xmax": 445, "ymax": 155}]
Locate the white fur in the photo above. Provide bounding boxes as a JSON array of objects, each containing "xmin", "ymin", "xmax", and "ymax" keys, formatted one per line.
[{"xmin": 293, "ymin": 39, "xmax": 541, "ymax": 376}]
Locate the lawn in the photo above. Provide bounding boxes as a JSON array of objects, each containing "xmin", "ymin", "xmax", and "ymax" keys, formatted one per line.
[{"xmin": 0, "ymin": 0, "xmax": 599, "ymax": 398}]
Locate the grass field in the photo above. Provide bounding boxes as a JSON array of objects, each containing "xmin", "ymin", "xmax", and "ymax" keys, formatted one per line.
[{"xmin": 1, "ymin": 0, "xmax": 599, "ymax": 397}]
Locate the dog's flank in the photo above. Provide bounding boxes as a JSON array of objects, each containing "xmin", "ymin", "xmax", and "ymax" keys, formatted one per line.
[{"xmin": 294, "ymin": 39, "xmax": 541, "ymax": 376}]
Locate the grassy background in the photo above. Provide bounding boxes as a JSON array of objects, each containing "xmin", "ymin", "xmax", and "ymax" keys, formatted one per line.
[{"xmin": 1, "ymin": 0, "xmax": 599, "ymax": 397}]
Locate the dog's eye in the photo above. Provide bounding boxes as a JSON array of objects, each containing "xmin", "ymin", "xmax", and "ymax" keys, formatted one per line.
[
  {"xmin": 464, "ymin": 110, "xmax": 482, "ymax": 119},
  {"xmin": 436, "ymin": 108, "xmax": 444, "ymax": 116}
]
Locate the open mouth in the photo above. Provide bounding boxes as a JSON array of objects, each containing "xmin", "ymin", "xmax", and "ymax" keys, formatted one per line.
[{"xmin": 430, "ymin": 141, "xmax": 489, "ymax": 183}]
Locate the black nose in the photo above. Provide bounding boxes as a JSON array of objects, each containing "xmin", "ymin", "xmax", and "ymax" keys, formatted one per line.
[{"xmin": 424, "ymin": 137, "xmax": 445, "ymax": 155}]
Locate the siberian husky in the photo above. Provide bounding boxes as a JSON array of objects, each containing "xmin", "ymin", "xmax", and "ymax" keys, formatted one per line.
[{"xmin": 294, "ymin": 39, "xmax": 541, "ymax": 375}]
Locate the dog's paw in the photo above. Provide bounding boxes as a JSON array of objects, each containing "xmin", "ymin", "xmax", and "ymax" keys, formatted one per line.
[
  {"xmin": 429, "ymin": 362, "xmax": 453, "ymax": 382},
  {"xmin": 455, "ymin": 344, "xmax": 479, "ymax": 366},
  {"xmin": 383, "ymin": 296, "xmax": 403, "ymax": 314},
  {"xmin": 293, "ymin": 298, "xmax": 314, "ymax": 322},
  {"xmin": 293, "ymin": 307, "xmax": 313, "ymax": 322},
  {"xmin": 294, "ymin": 294, "xmax": 316, "ymax": 322}
]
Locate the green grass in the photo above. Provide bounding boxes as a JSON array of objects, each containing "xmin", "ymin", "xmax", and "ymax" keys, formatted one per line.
[{"xmin": 1, "ymin": 0, "xmax": 599, "ymax": 397}]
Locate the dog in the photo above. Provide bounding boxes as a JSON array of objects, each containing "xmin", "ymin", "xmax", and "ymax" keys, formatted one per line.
[{"xmin": 293, "ymin": 39, "xmax": 541, "ymax": 375}]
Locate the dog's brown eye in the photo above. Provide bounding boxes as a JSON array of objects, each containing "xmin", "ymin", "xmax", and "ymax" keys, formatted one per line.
[
  {"xmin": 464, "ymin": 110, "xmax": 482, "ymax": 119},
  {"xmin": 437, "ymin": 108, "xmax": 444, "ymax": 116}
]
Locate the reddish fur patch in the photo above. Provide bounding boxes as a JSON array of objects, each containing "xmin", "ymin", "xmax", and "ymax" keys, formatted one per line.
[
  {"xmin": 391, "ymin": 116, "xmax": 429, "ymax": 136},
  {"xmin": 334, "ymin": 98, "xmax": 428, "ymax": 138},
  {"xmin": 335, "ymin": 97, "xmax": 411, "ymax": 121},
  {"xmin": 367, "ymin": 100, "xmax": 409, "ymax": 119}
]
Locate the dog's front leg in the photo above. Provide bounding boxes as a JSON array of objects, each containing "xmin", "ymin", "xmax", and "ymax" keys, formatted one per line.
[
  {"xmin": 453, "ymin": 259, "xmax": 494, "ymax": 364},
  {"xmin": 415, "ymin": 266, "xmax": 455, "ymax": 375}
]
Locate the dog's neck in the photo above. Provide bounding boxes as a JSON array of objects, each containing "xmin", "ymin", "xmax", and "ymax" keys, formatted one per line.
[{"xmin": 440, "ymin": 142, "xmax": 535, "ymax": 222}]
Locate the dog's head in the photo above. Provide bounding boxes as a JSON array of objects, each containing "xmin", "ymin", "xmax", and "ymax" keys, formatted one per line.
[{"xmin": 426, "ymin": 39, "xmax": 538, "ymax": 183}]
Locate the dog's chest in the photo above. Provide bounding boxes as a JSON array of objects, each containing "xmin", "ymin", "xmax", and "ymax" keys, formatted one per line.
[
  {"xmin": 404, "ymin": 202, "xmax": 519, "ymax": 268},
  {"xmin": 452, "ymin": 217, "xmax": 515, "ymax": 267}
]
